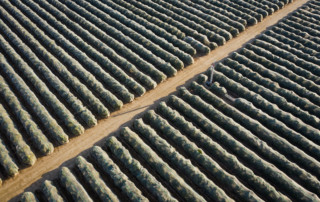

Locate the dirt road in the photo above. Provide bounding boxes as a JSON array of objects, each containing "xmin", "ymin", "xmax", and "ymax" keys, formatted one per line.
[{"xmin": 0, "ymin": 0, "xmax": 309, "ymax": 200}]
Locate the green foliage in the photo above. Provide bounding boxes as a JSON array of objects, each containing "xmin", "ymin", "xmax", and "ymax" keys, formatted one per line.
[
  {"xmin": 0, "ymin": 138, "xmax": 19, "ymax": 177},
  {"xmin": 91, "ymin": 145, "xmax": 148, "ymax": 202},
  {"xmin": 142, "ymin": 111, "xmax": 258, "ymax": 201},
  {"xmin": 120, "ymin": 127, "xmax": 205, "ymax": 202},
  {"xmin": 189, "ymin": 0, "xmax": 247, "ymax": 26},
  {"xmin": 110, "ymin": 0, "xmax": 186, "ymax": 39},
  {"xmin": 89, "ymin": 0, "xmax": 193, "ymax": 66},
  {"xmin": 52, "ymin": 0, "xmax": 167, "ymax": 83},
  {"xmin": 284, "ymin": 17, "xmax": 320, "ymax": 38},
  {"xmin": 0, "ymin": 76, "xmax": 54, "ymax": 155},
  {"xmin": 196, "ymin": 0, "xmax": 257, "ymax": 25},
  {"xmin": 234, "ymin": 0, "xmax": 269, "ymax": 18},
  {"xmin": 224, "ymin": 56, "xmax": 320, "ymax": 119},
  {"xmin": 26, "ymin": 0, "xmax": 146, "ymax": 97},
  {"xmin": 100, "ymin": 0, "xmax": 196, "ymax": 56},
  {"xmin": 232, "ymin": 51, "xmax": 320, "ymax": 126},
  {"xmin": 41, "ymin": 180, "xmax": 64, "ymax": 202},
  {"xmin": 20, "ymin": 192, "xmax": 39, "ymax": 202},
  {"xmin": 168, "ymin": 94, "xmax": 319, "ymax": 201},
  {"xmin": 68, "ymin": 0, "xmax": 179, "ymax": 75},
  {"xmin": 271, "ymin": 26, "xmax": 320, "ymax": 56},
  {"xmin": 59, "ymin": 167, "xmax": 93, "ymax": 202},
  {"xmin": 9, "ymin": 0, "xmax": 128, "ymax": 107},
  {"xmin": 141, "ymin": 0, "xmax": 226, "ymax": 46},
  {"xmin": 245, "ymin": 42, "xmax": 320, "ymax": 95},
  {"xmin": 179, "ymin": 0, "xmax": 245, "ymax": 33},
  {"xmin": 215, "ymin": 62, "xmax": 320, "ymax": 135},
  {"xmin": 0, "ymin": 6, "xmax": 84, "ymax": 136},
  {"xmin": 3, "ymin": 0, "xmax": 108, "ymax": 120},
  {"xmin": 0, "ymin": 38, "xmax": 68, "ymax": 145},
  {"xmin": 76, "ymin": 156, "xmax": 119, "ymax": 202},
  {"xmin": 125, "ymin": 0, "xmax": 213, "ymax": 47},
  {"xmin": 184, "ymin": 37, "xmax": 211, "ymax": 55},
  {"xmin": 156, "ymin": 102, "xmax": 290, "ymax": 201},
  {"xmin": 155, "ymin": 0, "xmax": 233, "ymax": 41},
  {"xmin": 253, "ymin": 35, "xmax": 320, "ymax": 83},
  {"xmin": 105, "ymin": 136, "xmax": 177, "ymax": 202},
  {"xmin": 189, "ymin": 81, "xmax": 320, "ymax": 178}
]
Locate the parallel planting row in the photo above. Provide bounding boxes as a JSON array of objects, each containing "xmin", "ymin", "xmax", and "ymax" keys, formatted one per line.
[
  {"xmin": 0, "ymin": 0, "xmax": 290, "ymax": 183},
  {"xmin": 20, "ymin": 1, "xmax": 320, "ymax": 201},
  {"xmin": 20, "ymin": 82, "xmax": 320, "ymax": 202}
]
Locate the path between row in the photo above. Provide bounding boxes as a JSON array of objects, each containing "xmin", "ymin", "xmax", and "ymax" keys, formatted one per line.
[{"xmin": 1, "ymin": 0, "xmax": 309, "ymax": 200}]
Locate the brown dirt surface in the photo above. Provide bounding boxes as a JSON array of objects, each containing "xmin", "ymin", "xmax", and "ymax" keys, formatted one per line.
[{"xmin": 0, "ymin": 0, "xmax": 309, "ymax": 201}]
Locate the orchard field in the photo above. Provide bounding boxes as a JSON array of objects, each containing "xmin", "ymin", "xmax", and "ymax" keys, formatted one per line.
[
  {"xmin": 0, "ymin": 0, "xmax": 290, "ymax": 180},
  {"xmin": 0, "ymin": 0, "xmax": 319, "ymax": 201}
]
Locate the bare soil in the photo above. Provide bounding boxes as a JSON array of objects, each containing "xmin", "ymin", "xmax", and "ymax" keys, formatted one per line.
[{"xmin": 0, "ymin": 1, "xmax": 309, "ymax": 201}]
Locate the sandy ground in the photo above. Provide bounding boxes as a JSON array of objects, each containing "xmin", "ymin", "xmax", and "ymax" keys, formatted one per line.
[{"xmin": 0, "ymin": 0, "xmax": 309, "ymax": 201}]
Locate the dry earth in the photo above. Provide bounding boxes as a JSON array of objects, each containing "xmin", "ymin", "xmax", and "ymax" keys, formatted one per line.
[{"xmin": 0, "ymin": 0, "xmax": 309, "ymax": 201}]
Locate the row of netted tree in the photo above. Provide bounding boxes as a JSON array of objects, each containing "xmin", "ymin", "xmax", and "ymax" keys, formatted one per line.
[
  {"xmin": 176, "ymin": 84, "xmax": 320, "ymax": 199},
  {"xmin": 0, "ymin": 45, "xmax": 69, "ymax": 145},
  {"xmin": 238, "ymin": 47, "xmax": 320, "ymax": 103},
  {"xmin": 20, "ymin": 72, "xmax": 320, "ymax": 201},
  {"xmin": 0, "ymin": 0, "xmax": 116, "ymax": 118},
  {"xmin": 64, "ymin": 0, "xmax": 183, "ymax": 72},
  {"xmin": 99, "ymin": 0, "xmax": 196, "ymax": 56},
  {"xmin": 189, "ymin": 81, "xmax": 320, "ymax": 175},
  {"xmin": 0, "ymin": 75, "xmax": 54, "ymax": 156},
  {"xmin": 213, "ymin": 63, "xmax": 320, "ymax": 139},
  {"xmin": 6, "ymin": 0, "xmax": 131, "ymax": 106},
  {"xmin": 238, "ymin": 51, "xmax": 320, "ymax": 118},
  {"xmin": 223, "ymin": 56, "xmax": 320, "ymax": 119},
  {"xmin": 50, "ymin": 0, "xmax": 170, "ymax": 82},
  {"xmin": 22, "ymin": 0, "xmax": 146, "ymax": 97}
]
